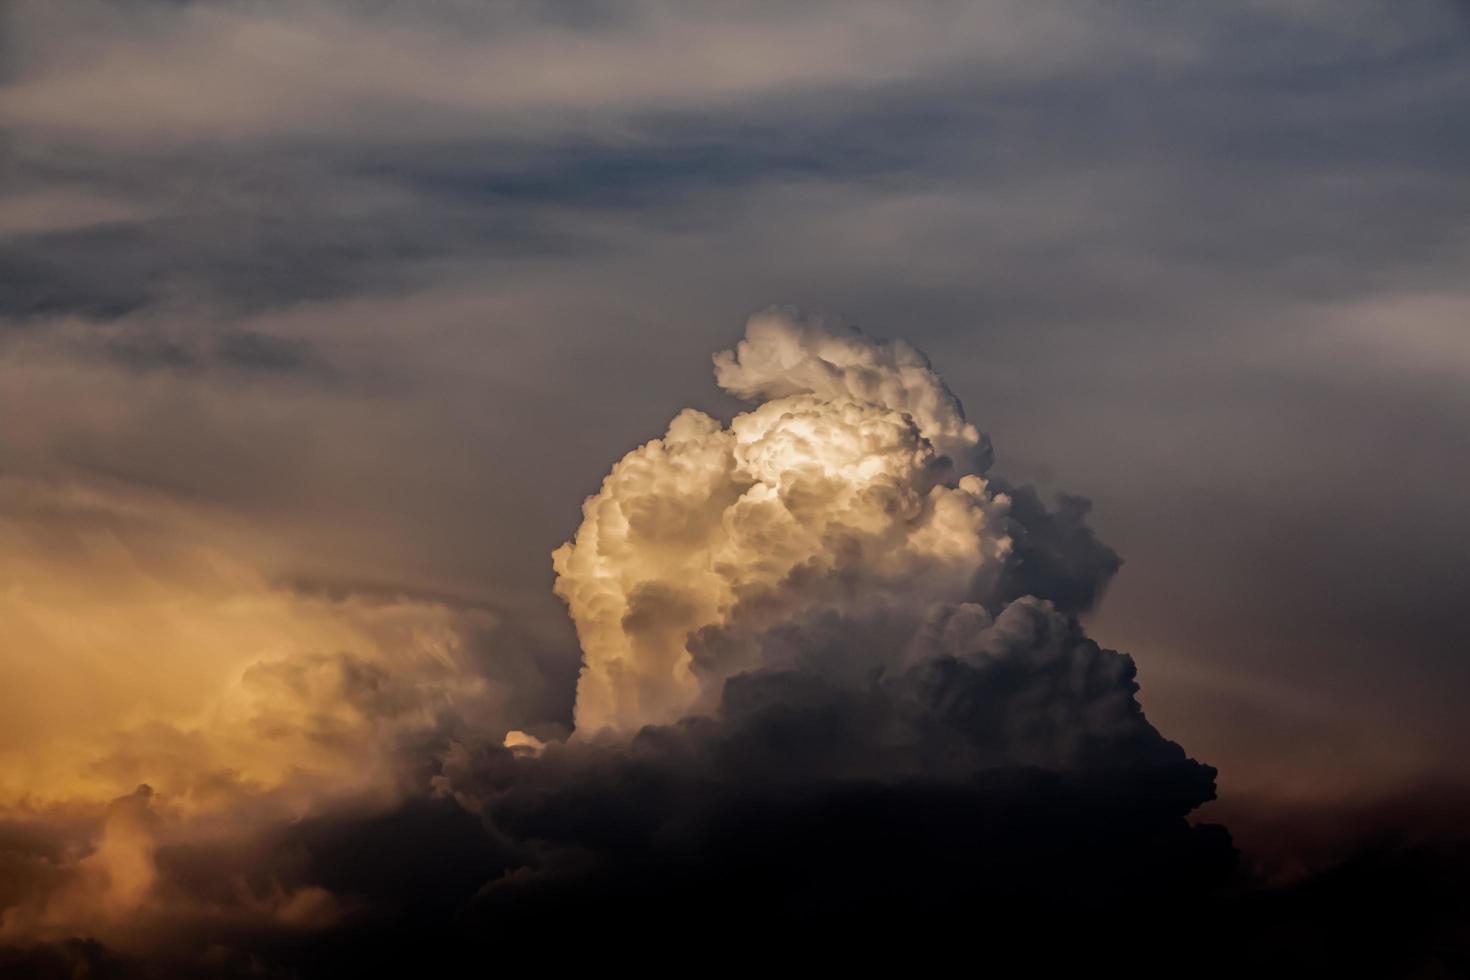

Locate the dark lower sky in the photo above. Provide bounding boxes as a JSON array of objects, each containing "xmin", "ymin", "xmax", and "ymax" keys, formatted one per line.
[{"xmin": 1, "ymin": 1, "xmax": 1467, "ymax": 973}]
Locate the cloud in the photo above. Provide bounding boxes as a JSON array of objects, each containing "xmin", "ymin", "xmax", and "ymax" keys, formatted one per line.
[
  {"xmin": 554, "ymin": 308, "xmax": 1010, "ymax": 732},
  {"xmin": 413, "ymin": 310, "xmax": 1230, "ymax": 960},
  {"xmin": 0, "ymin": 1, "xmax": 1180, "ymax": 146},
  {"xmin": 554, "ymin": 309, "xmax": 1130, "ymax": 735},
  {"xmin": 0, "ymin": 189, "xmax": 145, "ymax": 238},
  {"xmin": 0, "ymin": 474, "xmax": 502, "ymax": 805},
  {"xmin": 0, "ymin": 473, "xmax": 510, "ymax": 956}
]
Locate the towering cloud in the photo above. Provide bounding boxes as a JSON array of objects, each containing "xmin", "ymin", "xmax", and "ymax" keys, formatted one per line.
[
  {"xmin": 554, "ymin": 308, "xmax": 1007, "ymax": 733},
  {"xmin": 552, "ymin": 308, "xmax": 1132, "ymax": 751},
  {"xmin": 453, "ymin": 309, "xmax": 1226, "ymax": 940},
  {"xmin": 272, "ymin": 309, "xmax": 1235, "ymax": 979}
]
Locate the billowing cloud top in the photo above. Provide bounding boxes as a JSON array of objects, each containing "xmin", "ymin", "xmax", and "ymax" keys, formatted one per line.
[
  {"xmin": 555, "ymin": 309, "xmax": 1008, "ymax": 733},
  {"xmin": 550, "ymin": 307, "xmax": 1173, "ymax": 798},
  {"xmin": 713, "ymin": 308, "xmax": 992, "ymax": 470}
]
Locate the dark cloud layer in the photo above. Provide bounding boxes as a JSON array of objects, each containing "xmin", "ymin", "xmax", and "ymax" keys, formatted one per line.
[{"xmin": 5, "ymin": 737, "xmax": 1468, "ymax": 976}]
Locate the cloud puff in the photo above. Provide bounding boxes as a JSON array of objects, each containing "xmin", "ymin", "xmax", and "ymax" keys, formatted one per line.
[
  {"xmin": 713, "ymin": 307, "xmax": 992, "ymax": 469},
  {"xmin": 0, "ymin": 475, "xmax": 499, "ymax": 810},
  {"xmin": 555, "ymin": 312, "xmax": 1009, "ymax": 733},
  {"xmin": 553, "ymin": 308, "xmax": 1125, "ymax": 736},
  {"xmin": 0, "ymin": 474, "xmax": 508, "ymax": 955}
]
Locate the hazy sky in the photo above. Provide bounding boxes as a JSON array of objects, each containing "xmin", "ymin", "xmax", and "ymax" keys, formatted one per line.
[{"xmin": 2, "ymin": 0, "xmax": 1468, "ymax": 861}]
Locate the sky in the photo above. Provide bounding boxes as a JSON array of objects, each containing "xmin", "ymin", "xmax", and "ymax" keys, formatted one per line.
[{"xmin": 1, "ymin": 1, "xmax": 1469, "ymax": 975}]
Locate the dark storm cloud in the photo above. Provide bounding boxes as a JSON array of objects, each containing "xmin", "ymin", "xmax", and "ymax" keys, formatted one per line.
[
  {"xmin": 8, "ymin": 637, "xmax": 1466, "ymax": 976},
  {"xmin": 6, "ymin": 783, "xmax": 1470, "ymax": 975},
  {"xmin": 993, "ymin": 485, "xmax": 1122, "ymax": 613}
]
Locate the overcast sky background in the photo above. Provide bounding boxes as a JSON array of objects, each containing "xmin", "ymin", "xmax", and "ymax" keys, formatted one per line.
[{"xmin": 2, "ymin": 0, "xmax": 1468, "ymax": 810}]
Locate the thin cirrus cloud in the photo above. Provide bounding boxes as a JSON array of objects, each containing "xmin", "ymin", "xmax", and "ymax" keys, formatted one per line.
[{"xmin": 0, "ymin": 0, "xmax": 1180, "ymax": 143}]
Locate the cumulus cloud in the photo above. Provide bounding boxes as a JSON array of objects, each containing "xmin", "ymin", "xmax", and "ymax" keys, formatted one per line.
[
  {"xmin": 712, "ymin": 308, "xmax": 992, "ymax": 469},
  {"xmin": 553, "ymin": 308, "xmax": 1125, "ymax": 736},
  {"xmin": 0, "ymin": 474, "xmax": 506, "ymax": 955},
  {"xmin": 428, "ymin": 309, "xmax": 1229, "ymax": 953},
  {"xmin": 0, "ymin": 476, "xmax": 499, "ymax": 808}
]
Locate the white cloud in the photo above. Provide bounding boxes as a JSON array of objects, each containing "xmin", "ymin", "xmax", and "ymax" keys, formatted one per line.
[{"xmin": 554, "ymin": 308, "xmax": 1012, "ymax": 733}]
